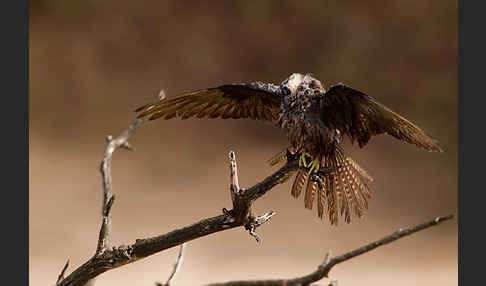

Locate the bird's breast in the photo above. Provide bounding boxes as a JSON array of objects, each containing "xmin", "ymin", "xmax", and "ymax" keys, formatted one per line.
[{"xmin": 277, "ymin": 105, "xmax": 331, "ymax": 155}]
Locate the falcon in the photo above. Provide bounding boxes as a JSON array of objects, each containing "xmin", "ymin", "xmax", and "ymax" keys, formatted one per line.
[{"xmin": 135, "ymin": 73, "xmax": 442, "ymax": 225}]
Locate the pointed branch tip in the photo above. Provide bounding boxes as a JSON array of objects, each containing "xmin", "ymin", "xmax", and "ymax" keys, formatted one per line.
[{"xmin": 55, "ymin": 259, "xmax": 70, "ymax": 285}]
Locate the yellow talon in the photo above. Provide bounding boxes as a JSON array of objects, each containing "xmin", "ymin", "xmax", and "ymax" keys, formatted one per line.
[
  {"xmin": 299, "ymin": 152, "xmax": 312, "ymax": 168},
  {"xmin": 299, "ymin": 152, "xmax": 321, "ymax": 174},
  {"xmin": 308, "ymin": 156, "xmax": 321, "ymax": 174}
]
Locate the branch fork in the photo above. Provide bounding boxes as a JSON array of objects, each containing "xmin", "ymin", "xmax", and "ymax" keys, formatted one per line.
[{"xmin": 224, "ymin": 151, "xmax": 278, "ymax": 242}]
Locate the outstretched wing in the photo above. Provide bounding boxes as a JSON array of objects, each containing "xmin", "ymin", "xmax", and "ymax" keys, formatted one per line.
[
  {"xmin": 135, "ymin": 82, "xmax": 283, "ymax": 122},
  {"xmin": 320, "ymin": 83, "xmax": 442, "ymax": 152}
]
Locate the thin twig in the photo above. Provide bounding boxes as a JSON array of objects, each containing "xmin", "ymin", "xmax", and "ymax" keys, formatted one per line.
[
  {"xmin": 55, "ymin": 260, "xmax": 70, "ymax": 286},
  {"xmin": 229, "ymin": 151, "xmax": 240, "ymax": 201},
  {"xmin": 166, "ymin": 243, "xmax": 186, "ymax": 286},
  {"xmin": 158, "ymin": 89, "xmax": 167, "ymax": 100},
  {"xmin": 204, "ymin": 214, "xmax": 454, "ymax": 286},
  {"xmin": 97, "ymin": 118, "xmax": 145, "ymax": 254},
  {"xmin": 156, "ymin": 243, "xmax": 187, "ymax": 286}
]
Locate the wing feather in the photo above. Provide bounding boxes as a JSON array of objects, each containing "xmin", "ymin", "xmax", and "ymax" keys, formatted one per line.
[
  {"xmin": 136, "ymin": 82, "xmax": 282, "ymax": 122},
  {"xmin": 321, "ymin": 84, "xmax": 442, "ymax": 152}
]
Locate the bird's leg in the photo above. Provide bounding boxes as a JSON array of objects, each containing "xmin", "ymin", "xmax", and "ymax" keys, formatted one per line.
[
  {"xmin": 299, "ymin": 152, "xmax": 313, "ymax": 168},
  {"xmin": 307, "ymin": 155, "xmax": 322, "ymax": 175},
  {"xmin": 303, "ymin": 154, "xmax": 323, "ymax": 189}
]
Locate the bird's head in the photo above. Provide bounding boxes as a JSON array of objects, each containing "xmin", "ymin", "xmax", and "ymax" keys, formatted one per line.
[
  {"xmin": 281, "ymin": 73, "xmax": 325, "ymax": 97},
  {"xmin": 281, "ymin": 73, "xmax": 304, "ymax": 95}
]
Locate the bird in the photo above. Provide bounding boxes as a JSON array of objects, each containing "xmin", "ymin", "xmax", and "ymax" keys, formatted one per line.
[{"xmin": 135, "ymin": 73, "xmax": 442, "ymax": 225}]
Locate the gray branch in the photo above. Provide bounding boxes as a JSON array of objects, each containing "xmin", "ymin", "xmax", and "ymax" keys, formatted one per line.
[
  {"xmin": 97, "ymin": 118, "xmax": 144, "ymax": 254},
  {"xmin": 204, "ymin": 214, "xmax": 454, "ymax": 286}
]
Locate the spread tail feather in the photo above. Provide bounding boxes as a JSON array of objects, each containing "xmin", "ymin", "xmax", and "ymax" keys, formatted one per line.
[
  {"xmin": 291, "ymin": 170, "xmax": 308, "ymax": 198},
  {"xmin": 289, "ymin": 153, "xmax": 373, "ymax": 226}
]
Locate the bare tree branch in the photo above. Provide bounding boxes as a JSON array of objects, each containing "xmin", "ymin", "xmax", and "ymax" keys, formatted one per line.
[
  {"xmin": 203, "ymin": 214, "xmax": 454, "ymax": 286},
  {"xmin": 225, "ymin": 151, "xmax": 283, "ymax": 241},
  {"xmin": 56, "ymin": 118, "xmax": 299, "ymax": 286},
  {"xmin": 156, "ymin": 243, "xmax": 187, "ymax": 286},
  {"xmin": 97, "ymin": 118, "xmax": 144, "ymax": 254}
]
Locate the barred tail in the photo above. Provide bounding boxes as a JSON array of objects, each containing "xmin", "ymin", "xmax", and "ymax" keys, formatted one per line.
[
  {"xmin": 291, "ymin": 169, "xmax": 308, "ymax": 198},
  {"xmin": 291, "ymin": 153, "xmax": 373, "ymax": 226},
  {"xmin": 331, "ymin": 155, "xmax": 373, "ymax": 225}
]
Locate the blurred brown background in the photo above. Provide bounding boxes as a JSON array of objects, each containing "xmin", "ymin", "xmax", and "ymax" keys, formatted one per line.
[{"xmin": 30, "ymin": 1, "xmax": 457, "ymax": 285}]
